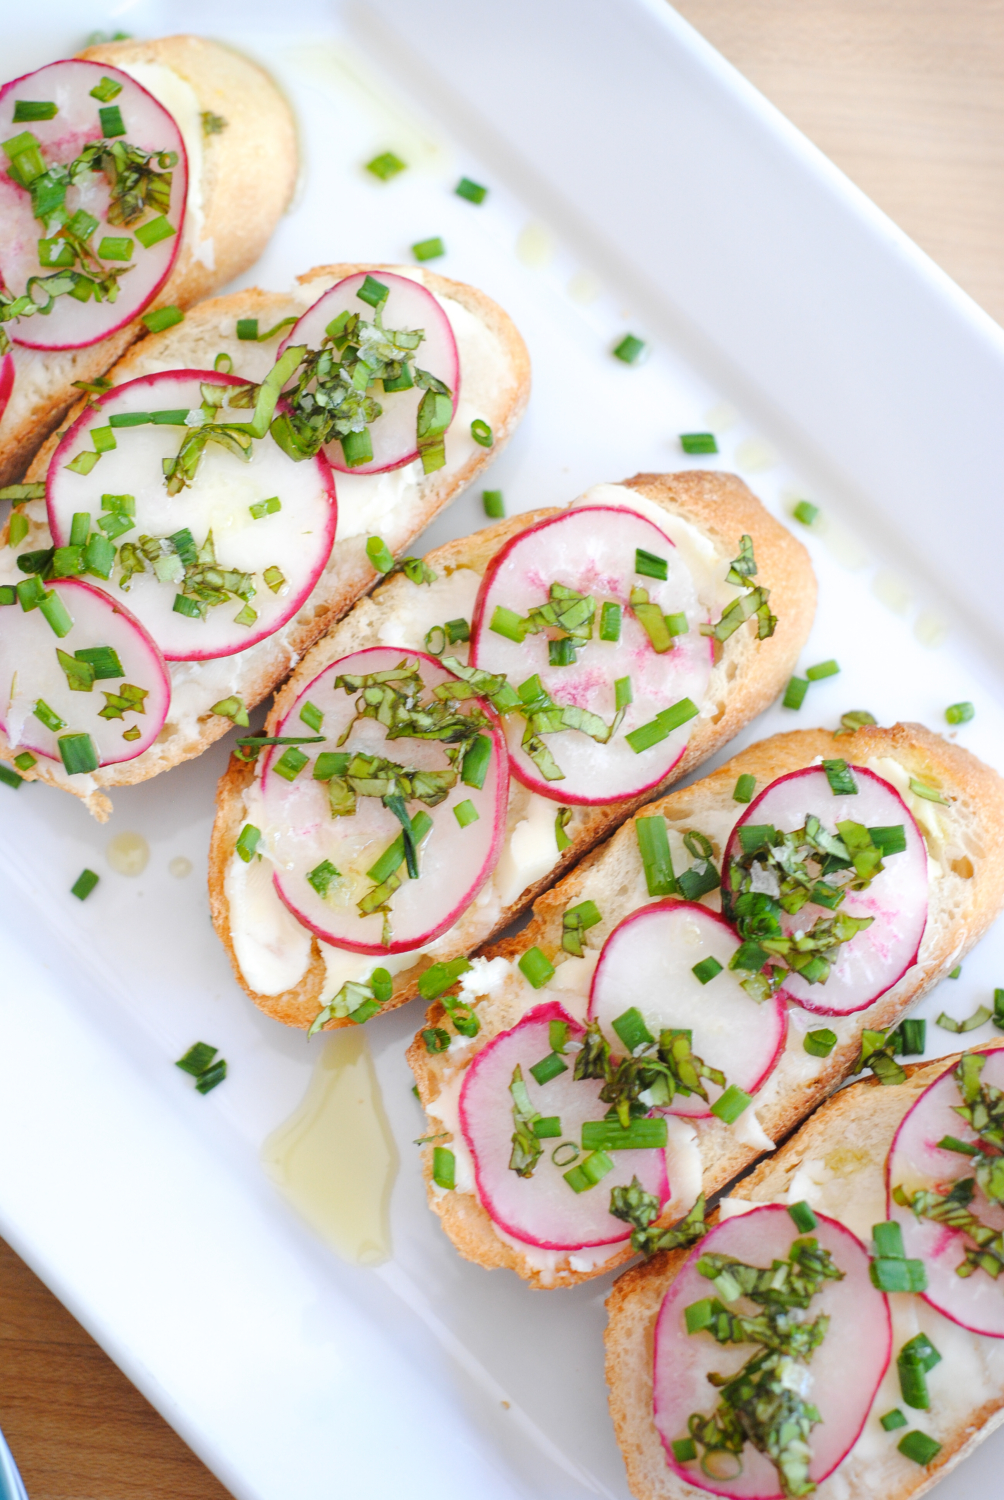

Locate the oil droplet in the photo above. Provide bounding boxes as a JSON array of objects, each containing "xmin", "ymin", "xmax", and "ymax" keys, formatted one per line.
[
  {"xmin": 567, "ymin": 269, "xmax": 601, "ymax": 303},
  {"xmin": 169, "ymin": 856, "xmax": 193, "ymax": 878},
  {"xmin": 820, "ymin": 518, "xmax": 869, "ymax": 571},
  {"xmin": 872, "ymin": 569, "xmax": 912, "ymax": 615},
  {"xmin": 516, "ymin": 223, "xmax": 554, "ymax": 270},
  {"xmin": 262, "ymin": 1029, "xmax": 397, "ymax": 1265},
  {"xmin": 704, "ymin": 401, "xmax": 738, "ymax": 432},
  {"xmin": 734, "ymin": 438, "xmax": 777, "ymax": 473},
  {"xmin": 106, "ymin": 830, "xmax": 149, "ymax": 876},
  {"xmin": 914, "ymin": 611, "xmax": 949, "ymax": 649}
]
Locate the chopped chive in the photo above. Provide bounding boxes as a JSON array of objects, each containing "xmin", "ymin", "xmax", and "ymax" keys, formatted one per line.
[
  {"xmin": 869, "ymin": 824, "xmax": 907, "ymax": 855},
  {"xmin": 195, "ymin": 1059, "xmax": 227, "ymax": 1094},
  {"xmin": 273, "ymin": 747, "xmax": 310, "ymax": 782},
  {"xmin": 737, "ymin": 824, "xmax": 775, "ymax": 856},
  {"xmin": 548, "ymin": 636, "xmax": 577, "ymax": 666},
  {"xmin": 897, "ymin": 1432, "xmax": 941, "ymax": 1466},
  {"xmin": 519, "ymin": 946, "xmax": 555, "ymax": 989},
  {"xmin": 461, "ymin": 734, "xmax": 491, "ymax": 790},
  {"xmin": 806, "ymin": 659, "xmax": 839, "ymax": 681},
  {"xmin": 150, "ymin": 409, "xmax": 190, "ymax": 425},
  {"xmin": 422, "ymin": 1027, "xmax": 450, "ymax": 1053},
  {"xmin": 0, "ymin": 764, "xmax": 23, "ymax": 790},
  {"xmin": 692, "ymin": 956, "xmax": 723, "ymax": 985},
  {"xmin": 684, "ymin": 1298, "xmax": 716, "ymax": 1334},
  {"xmin": 870, "ymin": 1257, "xmax": 928, "ymax": 1293},
  {"xmin": 900, "ymin": 1350, "xmax": 930, "ymax": 1406},
  {"xmin": 664, "ymin": 611, "xmax": 689, "ymax": 637},
  {"xmin": 236, "ymin": 318, "xmax": 259, "ymax": 340},
  {"xmin": 804, "ymin": 1028, "xmax": 837, "ymax": 1058},
  {"xmin": 366, "ymin": 811, "xmax": 434, "ymax": 886},
  {"xmin": 306, "ymin": 860, "xmax": 340, "ymax": 898},
  {"xmin": 98, "ymin": 104, "xmax": 126, "ymax": 137},
  {"xmin": 96, "ymin": 236, "xmax": 132, "ymax": 262},
  {"xmin": 135, "ymin": 216, "xmax": 175, "ymax": 249},
  {"xmin": 37, "ymin": 589, "xmax": 72, "ymax": 639},
  {"xmin": 936, "ymin": 1005, "xmax": 992, "ymax": 1034},
  {"xmin": 312, "ymin": 751, "xmax": 349, "ymax": 781},
  {"xmin": 432, "ymin": 1146, "xmax": 456, "ymax": 1189},
  {"xmin": 613, "ymin": 334, "xmax": 646, "ymax": 364},
  {"xmin": 140, "ymin": 305, "xmax": 183, "ymax": 333},
  {"xmin": 903, "ymin": 1333, "xmax": 941, "ymax": 1373},
  {"xmin": 994, "ymin": 988, "xmax": 1004, "ymax": 1031},
  {"xmin": 555, "ymin": 806, "xmax": 572, "ymax": 853},
  {"xmin": 823, "ymin": 758, "xmax": 858, "ymax": 795},
  {"xmin": 57, "ymin": 648, "xmax": 94, "ymax": 693},
  {"xmin": 14, "ymin": 100, "xmax": 58, "ymax": 122},
  {"xmin": 635, "ymin": 547, "xmax": 668, "ymax": 581},
  {"xmin": 671, "ymin": 1438, "xmax": 698, "ymax": 1464},
  {"xmin": 89, "ymin": 76, "xmax": 123, "ymax": 102},
  {"xmin": 68, "ymin": 512, "xmax": 89, "ymax": 548},
  {"xmin": 783, "ymin": 676, "xmax": 809, "ymax": 710},
  {"xmin": 417, "ymin": 956, "xmax": 471, "ymax": 1001},
  {"xmin": 936, "ymin": 1134, "xmax": 978, "ymax": 1156},
  {"xmin": 945, "ymin": 701, "xmax": 975, "ymax": 725},
  {"xmin": 792, "ymin": 500, "xmax": 819, "ymax": 526},
  {"xmin": 636, "ymin": 815, "xmax": 676, "ymax": 897},
  {"xmin": 366, "ymin": 151, "xmax": 406, "ymax": 181},
  {"xmin": 71, "ymin": 868, "xmax": 99, "ymax": 901},
  {"xmin": 660, "ymin": 698, "xmax": 699, "ymax": 732},
  {"xmin": 614, "ymin": 676, "xmax": 633, "ymax": 713},
  {"xmin": 581, "ymin": 1117, "xmax": 668, "ymax": 1151},
  {"xmin": 896, "ymin": 1018, "xmax": 926, "ymax": 1054},
  {"xmin": 455, "ymin": 176, "xmax": 488, "ymax": 203},
  {"xmin": 172, "ymin": 594, "xmax": 202, "ymax": 619},
  {"xmin": 909, "ymin": 777, "xmax": 949, "ymax": 805},
  {"xmin": 299, "ymin": 700, "xmax": 324, "ymax": 733},
  {"xmin": 490, "ymin": 604, "xmax": 524, "ymax": 642},
  {"xmin": 235, "ymin": 823, "xmax": 261, "ymax": 863},
  {"xmin": 788, "ymin": 1201, "xmax": 818, "ymax": 1232},
  {"xmin": 599, "ymin": 601, "xmax": 621, "ymax": 642},
  {"xmin": 58, "ymin": 733, "xmax": 99, "ymax": 775},
  {"xmin": 65, "ymin": 450, "xmax": 100, "ymax": 476},
  {"xmin": 533, "ymin": 1116, "xmax": 562, "ymax": 1139},
  {"xmin": 483, "ymin": 489, "xmax": 505, "ymax": 519},
  {"xmin": 249, "ymin": 496, "xmax": 281, "ymax": 520},
  {"xmin": 529, "ymin": 1052, "xmax": 568, "ymax": 1085},
  {"xmin": 733, "ymin": 773, "xmax": 756, "ymax": 803},
  {"xmin": 454, "ymin": 798, "xmax": 479, "ymax": 828},
  {"xmin": 612, "ymin": 1007, "xmax": 655, "ymax": 1053},
  {"xmin": 341, "ymin": 428, "xmax": 373, "ymax": 468},
  {"xmin": 0, "ymin": 587, "xmax": 15, "ymax": 606},
  {"xmin": 38, "ymin": 237, "xmax": 75, "ymax": 268},
  {"xmin": 470, "ymin": 418, "xmax": 493, "ymax": 447},
  {"xmin": 551, "ymin": 1142, "xmax": 579, "ymax": 1167},
  {"xmin": 949, "ymin": 965, "xmax": 962, "ymax": 979},
  {"xmin": 83, "ymin": 532, "xmax": 114, "ymax": 577},
  {"xmin": 710, "ymin": 1085, "xmax": 751, "ymax": 1124},
  {"xmin": 880, "ymin": 1408, "xmax": 908, "ymax": 1432},
  {"xmin": 176, "ymin": 1042, "xmax": 218, "ymax": 1078},
  {"xmin": 412, "ymin": 236, "xmax": 445, "ymax": 262},
  {"xmin": 624, "ymin": 716, "xmax": 669, "ymax": 754},
  {"xmin": 356, "ymin": 275, "xmax": 389, "ymax": 309},
  {"xmin": 8, "ymin": 513, "xmax": 28, "ymax": 547},
  {"xmin": 13, "ymin": 752, "xmax": 35, "ymax": 772},
  {"xmin": 680, "ymin": 432, "xmax": 718, "ymax": 454},
  {"xmin": 263, "ymin": 566, "xmax": 285, "ymax": 594},
  {"xmin": 366, "ymin": 535, "xmax": 394, "ymax": 574},
  {"xmin": 563, "ymin": 1150, "xmax": 614, "ymax": 1192}
]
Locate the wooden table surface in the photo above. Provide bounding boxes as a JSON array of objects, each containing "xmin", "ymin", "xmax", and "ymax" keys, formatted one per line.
[{"xmin": 4, "ymin": 5, "xmax": 1004, "ymax": 1497}]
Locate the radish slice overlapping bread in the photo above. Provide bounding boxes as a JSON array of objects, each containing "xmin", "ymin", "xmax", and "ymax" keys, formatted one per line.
[
  {"xmin": 210, "ymin": 472, "xmax": 815, "ymax": 1033},
  {"xmin": 408, "ymin": 723, "xmax": 1004, "ymax": 1287},
  {"xmin": 0, "ymin": 36, "xmax": 298, "ymax": 485},
  {"xmin": 2, "ymin": 263, "xmax": 532, "ymax": 811},
  {"xmin": 606, "ymin": 1046, "xmax": 1004, "ymax": 1500}
]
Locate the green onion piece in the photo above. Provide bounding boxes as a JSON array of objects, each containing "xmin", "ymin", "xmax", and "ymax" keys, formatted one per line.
[
  {"xmin": 97, "ymin": 236, "xmax": 132, "ymax": 261},
  {"xmin": 563, "ymin": 1150, "xmax": 615, "ymax": 1193},
  {"xmin": 470, "ymin": 418, "xmax": 493, "ymax": 447},
  {"xmin": 39, "ymin": 591, "xmax": 73, "ymax": 638},
  {"xmin": 710, "ymin": 1085, "xmax": 751, "ymax": 1124},
  {"xmin": 37, "ymin": 237, "xmax": 75, "ymax": 268},
  {"xmin": 312, "ymin": 752, "xmax": 349, "ymax": 781},
  {"xmin": 896, "ymin": 1018, "xmax": 926, "ymax": 1055},
  {"xmin": 444, "ymin": 618, "xmax": 470, "ymax": 645},
  {"xmin": 455, "ymin": 176, "xmax": 488, "ymax": 204},
  {"xmin": 140, "ymin": 305, "xmax": 183, "ymax": 333},
  {"xmin": 0, "ymin": 764, "xmax": 23, "ymax": 790},
  {"xmin": 273, "ymin": 747, "xmax": 310, "ymax": 782},
  {"xmin": 994, "ymin": 987, "xmax": 1004, "ymax": 1032},
  {"xmin": 298, "ymin": 700, "xmax": 323, "ymax": 734},
  {"xmin": 490, "ymin": 604, "xmax": 524, "ymax": 642},
  {"xmin": 529, "ymin": 1052, "xmax": 568, "ymax": 1086},
  {"xmin": 458, "ymin": 734, "xmax": 491, "ymax": 791},
  {"xmin": 91, "ymin": 426, "xmax": 117, "ymax": 455},
  {"xmin": 936, "ymin": 1135, "xmax": 978, "ymax": 1156},
  {"xmin": 519, "ymin": 946, "xmax": 555, "ymax": 989},
  {"xmin": 880, "ymin": 1409, "xmax": 908, "ymax": 1432},
  {"xmin": 871, "ymin": 1258, "xmax": 928, "ymax": 1293},
  {"xmin": 897, "ymin": 1431, "xmax": 941, "ymax": 1466},
  {"xmin": 806, "ymin": 659, "xmax": 839, "ymax": 681},
  {"xmin": 210, "ymin": 695, "xmax": 249, "ymax": 727},
  {"xmin": 533, "ymin": 1116, "xmax": 562, "ymax": 1139},
  {"xmin": 365, "ymin": 810, "xmax": 434, "ymax": 886},
  {"xmin": 635, "ymin": 547, "xmax": 668, "ymax": 581},
  {"xmin": 341, "ymin": 428, "xmax": 374, "ymax": 468},
  {"xmin": 664, "ymin": 611, "xmax": 689, "ymax": 637},
  {"xmin": 548, "ymin": 636, "xmax": 576, "ymax": 667},
  {"xmin": 172, "ymin": 594, "xmax": 202, "ymax": 620},
  {"xmin": 58, "ymin": 733, "xmax": 99, "ymax": 775},
  {"xmin": 150, "ymin": 409, "xmax": 190, "ymax": 425},
  {"xmin": 90, "ymin": 75, "xmax": 123, "ymax": 102},
  {"xmin": 33, "ymin": 698, "xmax": 64, "ymax": 733},
  {"xmin": 612, "ymin": 1007, "xmax": 655, "ymax": 1053},
  {"xmin": 793, "ymin": 499, "xmax": 819, "ymax": 525},
  {"xmin": 732, "ymin": 773, "xmax": 756, "ymax": 803},
  {"xmin": 613, "ymin": 334, "xmax": 646, "ymax": 364},
  {"xmin": 737, "ymin": 824, "xmax": 775, "ymax": 856},
  {"xmin": 684, "ymin": 1298, "xmax": 716, "ymax": 1334},
  {"xmin": 599, "ymin": 601, "xmax": 621, "ymax": 642},
  {"xmin": 68, "ymin": 512, "xmax": 89, "ymax": 548},
  {"xmin": 70, "ymin": 868, "xmax": 99, "ymax": 900},
  {"xmin": 57, "ymin": 649, "xmax": 94, "ymax": 693},
  {"xmin": 938, "ymin": 1005, "xmax": 992, "ymax": 1034},
  {"xmin": 454, "ymin": 798, "xmax": 479, "ymax": 828},
  {"xmin": 551, "ymin": 1142, "xmax": 579, "ymax": 1167},
  {"xmin": 233, "ymin": 603, "xmax": 257, "ymax": 630},
  {"xmin": 366, "ymin": 536, "xmax": 394, "ymax": 574},
  {"xmin": 235, "ymin": 824, "xmax": 261, "ymax": 862},
  {"xmin": 671, "ymin": 1438, "xmax": 698, "ymax": 1464},
  {"xmin": 356, "ymin": 275, "xmax": 390, "ymax": 309},
  {"xmin": 949, "ymin": 965, "xmax": 962, "ymax": 979},
  {"xmin": 417, "ymin": 956, "xmax": 472, "ymax": 1002},
  {"xmin": 176, "ymin": 1041, "xmax": 217, "ymax": 1077},
  {"xmin": 0, "ymin": 587, "xmax": 16, "ymax": 606},
  {"xmin": 625, "ymin": 716, "xmax": 668, "ymax": 754},
  {"xmin": 236, "ymin": 318, "xmax": 259, "ymax": 340},
  {"xmin": 13, "ymin": 752, "xmax": 36, "ymax": 772},
  {"xmin": 549, "ymin": 1020, "xmax": 570, "ymax": 1054},
  {"xmin": 869, "ymin": 824, "xmax": 907, "ymax": 856},
  {"xmin": 306, "ymin": 860, "xmax": 340, "ymax": 898},
  {"xmin": 804, "ymin": 1028, "xmax": 837, "ymax": 1058},
  {"xmin": 412, "ymin": 236, "xmax": 445, "ymax": 262},
  {"xmin": 903, "ymin": 1333, "xmax": 941, "ymax": 1373},
  {"xmin": 14, "ymin": 100, "xmax": 58, "ymax": 121},
  {"xmin": 422, "ymin": 1027, "xmax": 450, "ymax": 1053},
  {"xmin": 483, "ymin": 489, "xmax": 505, "ymax": 519},
  {"xmin": 214, "ymin": 352, "xmax": 233, "ymax": 374},
  {"xmin": 945, "ymin": 701, "xmax": 975, "ymax": 725},
  {"xmin": 65, "ymin": 450, "xmax": 100, "ymax": 476},
  {"xmin": 823, "ymin": 757, "xmax": 858, "ymax": 796},
  {"xmin": 909, "ymin": 777, "xmax": 950, "ymax": 805},
  {"xmin": 96, "ymin": 100, "xmax": 125, "ymax": 134},
  {"xmin": 8, "ymin": 513, "xmax": 29, "ymax": 548},
  {"xmin": 788, "ymin": 1200, "xmax": 818, "ymax": 1233},
  {"xmin": 262, "ymin": 566, "xmax": 285, "ymax": 594},
  {"xmin": 581, "ymin": 1118, "xmax": 668, "ymax": 1151},
  {"xmin": 783, "ymin": 676, "xmax": 809, "ymax": 710},
  {"xmin": 555, "ymin": 806, "xmax": 572, "ymax": 852},
  {"xmin": 249, "ymin": 496, "xmax": 281, "ymax": 520},
  {"xmin": 692, "ymin": 956, "xmax": 723, "ymax": 985},
  {"xmin": 680, "ymin": 432, "xmax": 718, "ymax": 454},
  {"xmin": 366, "ymin": 151, "xmax": 406, "ymax": 181},
  {"xmin": 51, "ymin": 546, "xmax": 83, "ymax": 579},
  {"xmin": 432, "ymin": 1146, "xmax": 456, "ymax": 1189},
  {"xmin": 898, "ymin": 1356, "xmax": 930, "ymax": 1411},
  {"xmin": 635, "ymin": 815, "xmax": 676, "ymax": 897}
]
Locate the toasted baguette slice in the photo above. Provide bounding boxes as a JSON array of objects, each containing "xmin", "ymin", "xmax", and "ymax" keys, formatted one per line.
[
  {"xmin": 0, "ymin": 34, "xmax": 297, "ymax": 485},
  {"xmin": 0, "ymin": 263, "xmax": 530, "ymax": 816},
  {"xmin": 408, "ymin": 723, "xmax": 1004, "ymax": 1288},
  {"xmin": 209, "ymin": 470, "xmax": 813, "ymax": 1030},
  {"xmin": 605, "ymin": 1051, "xmax": 1004, "ymax": 1500}
]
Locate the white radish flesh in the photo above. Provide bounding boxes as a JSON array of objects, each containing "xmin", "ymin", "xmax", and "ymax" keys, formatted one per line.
[
  {"xmin": 278, "ymin": 270, "xmax": 459, "ymax": 475},
  {"xmin": 653, "ymin": 1206, "xmax": 891, "ymax": 1498},
  {"xmin": 459, "ymin": 1002, "xmax": 669, "ymax": 1250},
  {"xmin": 469, "ymin": 506, "xmax": 712, "ymax": 804},
  {"xmin": 887, "ymin": 1043, "xmax": 1004, "ymax": 1338},
  {"xmin": 262, "ymin": 647, "xmax": 507, "ymax": 955},
  {"xmin": 0, "ymin": 61, "xmax": 187, "ymax": 350},
  {"xmin": 588, "ymin": 901, "xmax": 786, "ymax": 1118},
  {"xmin": 47, "ymin": 370, "xmax": 337, "ymax": 661},
  {"xmin": 0, "ymin": 577, "xmax": 169, "ymax": 765},
  {"xmin": 724, "ymin": 765, "xmax": 929, "ymax": 1017}
]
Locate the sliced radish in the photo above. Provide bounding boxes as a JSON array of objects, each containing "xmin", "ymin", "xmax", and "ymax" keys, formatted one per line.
[
  {"xmin": 723, "ymin": 765, "xmax": 928, "ymax": 1017},
  {"xmin": 653, "ymin": 1205, "xmax": 891, "ymax": 1498},
  {"xmin": 47, "ymin": 369, "xmax": 337, "ymax": 661},
  {"xmin": 459, "ymin": 1001, "xmax": 669, "ymax": 1250},
  {"xmin": 0, "ymin": 576, "xmax": 169, "ymax": 766},
  {"xmin": 0, "ymin": 352, "xmax": 13, "ymax": 421},
  {"xmin": 0, "ymin": 61, "xmax": 186, "ymax": 351},
  {"xmin": 262, "ymin": 647, "xmax": 507, "ymax": 955},
  {"xmin": 277, "ymin": 270, "xmax": 459, "ymax": 475},
  {"xmin": 887, "ymin": 1043, "xmax": 1004, "ymax": 1338},
  {"xmin": 588, "ymin": 902, "xmax": 786, "ymax": 1118},
  {"xmin": 468, "ymin": 506, "xmax": 713, "ymax": 805}
]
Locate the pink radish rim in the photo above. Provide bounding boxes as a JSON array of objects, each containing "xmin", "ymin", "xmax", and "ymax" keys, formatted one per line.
[
  {"xmin": 0, "ymin": 353, "xmax": 13, "ymax": 422},
  {"xmin": 459, "ymin": 999, "xmax": 671, "ymax": 1250},
  {"xmin": 266, "ymin": 646, "xmax": 509, "ymax": 955},
  {"xmin": 278, "ymin": 270, "xmax": 461, "ymax": 475},
  {"xmin": 722, "ymin": 764, "xmax": 927, "ymax": 1017},
  {"xmin": 469, "ymin": 505, "xmax": 705, "ymax": 806},
  {"xmin": 0, "ymin": 62, "xmax": 187, "ymax": 351},
  {"xmin": 587, "ymin": 899, "xmax": 788, "ymax": 1117},
  {"xmin": 654, "ymin": 1205, "xmax": 891, "ymax": 1497},
  {"xmin": 47, "ymin": 369, "xmax": 338, "ymax": 661}
]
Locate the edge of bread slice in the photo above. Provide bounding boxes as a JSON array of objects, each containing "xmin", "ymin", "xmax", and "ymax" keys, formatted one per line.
[
  {"xmin": 0, "ymin": 33, "xmax": 298, "ymax": 485},
  {"xmin": 605, "ymin": 1050, "xmax": 1004, "ymax": 1500},
  {"xmin": 1, "ymin": 263, "xmax": 531, "ymax": 815},
  {"xmin": 208, "ymin": 469, "xmax": 814, "ymax": 1029},
  {"xmin": 408, "ymin": 723, "xmax": 1004, "ymax": 1288}
]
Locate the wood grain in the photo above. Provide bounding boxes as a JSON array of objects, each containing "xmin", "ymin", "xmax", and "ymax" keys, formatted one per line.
[{"xmin": 3, "ymin": 5, "xmax": 1003, "ymax": 1496}]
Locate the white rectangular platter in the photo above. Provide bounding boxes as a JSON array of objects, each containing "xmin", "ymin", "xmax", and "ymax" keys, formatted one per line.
[{"xmin": 3, "ymin": 2, "xmax": 1004, "ymax": 1497}]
